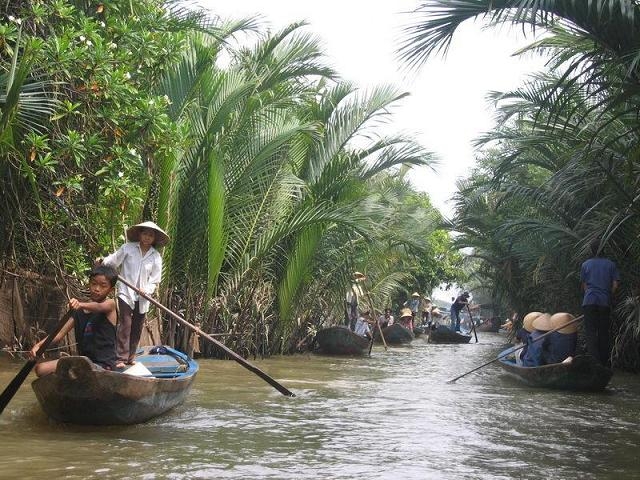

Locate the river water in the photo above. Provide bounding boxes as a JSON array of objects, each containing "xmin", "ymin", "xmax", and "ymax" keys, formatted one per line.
[{"xmin": 1, "ymin": 332, "xmax": 640, "ymax": 479}]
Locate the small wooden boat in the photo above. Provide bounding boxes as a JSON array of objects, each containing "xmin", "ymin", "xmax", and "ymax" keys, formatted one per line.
[
  {"xmin": 314, "ymin": 326, "xmax": 370, "ymax": 356},
  {"xmin": 375, "ymin": 323, "xmax": 414, "ymax": 345},
  {"xmin": 413, "ymin": 326, "xmax": 426, "ymax": 337},
  {"xmin": 428, "ymin": 325, "xmax": 472, "ymax": 344},
  {"xmin": 31, "ymin": 345, "xmax": 198, "ymax": 425},
  {"xmin": 497, "ymin": 348, "xmax": 613, "ymax": 391},
  {"xmin": 476, "ymin": 321, "xmax": 500, "ymax": 333}
]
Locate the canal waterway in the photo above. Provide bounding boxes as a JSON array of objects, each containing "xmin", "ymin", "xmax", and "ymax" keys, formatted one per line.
[{"xmin": 1, "ymin": 332, "xmax": 640, "ymax": 479}]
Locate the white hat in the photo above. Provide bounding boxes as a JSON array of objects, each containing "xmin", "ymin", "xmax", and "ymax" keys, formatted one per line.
[{"xmin": 126, "ymin": 221, "xmax": 170, "ymax": 246}]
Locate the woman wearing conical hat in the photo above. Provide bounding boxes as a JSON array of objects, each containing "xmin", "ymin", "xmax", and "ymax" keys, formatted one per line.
[
  {"xmin": 546, "ymin": 313, "xmax": 578, "ymax": 364},
  {"xmin": 522, "ymin": 313, "xmax": 552, "ymax": 367},
  {"xmin": 102, "ymin": 221, "xmax": 169, "ymax": 368},
  {"xmin": 398, "ymin": 307, "xmax": 414, "ymax": 331}
]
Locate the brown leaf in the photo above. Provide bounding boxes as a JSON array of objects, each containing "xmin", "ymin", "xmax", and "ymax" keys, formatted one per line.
[
  {"xmin": 97, "ymin": 4, "xmax": 105, "ymax": 13},
  {"xmin": 55, "ymin": 186, "xmax": 66, "ymax": 197},
  {"xmin": 29, "ymin": 148, "xmax": 36, "ymax": 161}
]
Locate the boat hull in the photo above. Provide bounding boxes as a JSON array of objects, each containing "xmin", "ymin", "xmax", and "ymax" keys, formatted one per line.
[
  {"xmin": 31, "ymin": 346, "xmax": 198, "ymax": 425},
  {"xmin": 497, "ymin": 348, "xmax": 612, "ymax": 391},
  {"xmin": 375, "ymin": 323, "xmax": 414, "ymax": 345},
  {"xmin": 315, "ymin": 326, "xmax": 370, "ymax": 355},
  {"xmin": 428, "ymin": 326, "xmax": 472, "ymax": 344}
]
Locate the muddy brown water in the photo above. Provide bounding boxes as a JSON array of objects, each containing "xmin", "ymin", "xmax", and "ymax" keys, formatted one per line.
[{"xmin": 1, "ymin": 332, "xmax": 639, "ymax": 479}]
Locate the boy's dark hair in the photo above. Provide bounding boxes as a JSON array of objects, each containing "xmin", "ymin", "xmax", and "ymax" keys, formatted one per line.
[{"xmin": 90, "ymin": 265, "xmax": 118, "ymax": 287}]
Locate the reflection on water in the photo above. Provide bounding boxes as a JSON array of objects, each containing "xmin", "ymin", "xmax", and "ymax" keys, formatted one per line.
[{"xmin": 1, "ymin": 333, "xmax": 640, "ymax": 479}]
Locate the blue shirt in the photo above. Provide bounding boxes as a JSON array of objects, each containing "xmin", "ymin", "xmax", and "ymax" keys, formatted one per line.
[
  {"xmin": 522, "ymin": 330, "xmax": 549, "ymax": 367},
  {"xmin": 580, "ymin": 257, "xmax": 619, "ymax": 306},
  {"xmin": 546, "ymin": 332, "xmax": 577, "ymax": 364}
]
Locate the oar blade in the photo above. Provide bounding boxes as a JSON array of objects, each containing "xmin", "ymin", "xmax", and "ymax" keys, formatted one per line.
[{"xmin": 0, "ymin": 360, "xmax": 36, "ymax": 414}]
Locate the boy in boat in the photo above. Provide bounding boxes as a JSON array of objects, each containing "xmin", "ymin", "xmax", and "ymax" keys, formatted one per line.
[{"xmin": 29, "ymin": 265, "xmax": 119, "ymax": 376}]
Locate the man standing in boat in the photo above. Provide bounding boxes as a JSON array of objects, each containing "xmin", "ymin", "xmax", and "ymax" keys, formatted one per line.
[
  {"xmin": 580, "ymin": 239, "xmax": 619, "ymax": 367},
  {"xmin": 346, "ymin": 272, "xmax": 366, "ymax": 331},
  {"xmin": 450, "ymin": 291, "xmax": 470, "ymax": 332}
]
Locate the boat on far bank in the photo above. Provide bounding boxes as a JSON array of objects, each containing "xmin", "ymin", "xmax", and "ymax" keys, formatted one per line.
[
  {"xmin": 428, "ymin": 325, "xmax": 472, "ymax": 344},
  {"xmin": 497, "ymin": 348, "xmax": 613, "ymax": 391},
  {"xmin": 31, "ymin": 345, "xmax": 198, "ymax": 425},
  {"xmin": 314, "ymin": 326, "xmax": 370, "ymax": 356}
]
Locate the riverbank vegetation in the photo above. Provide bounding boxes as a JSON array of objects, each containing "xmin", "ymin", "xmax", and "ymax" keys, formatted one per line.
[
  {"xmin": 1, "ymin": 1, "xmax": 463, "ymax": 357},
  {"xmin": 401, "ymin": 0, "xmax": 640, "ymax": 369}
]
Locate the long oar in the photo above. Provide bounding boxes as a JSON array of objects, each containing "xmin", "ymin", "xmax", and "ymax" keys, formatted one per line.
[
  {"xmin": 0, "ymin": 309, "xmax": 73, "ymax": 414},
  {"xmin": 466, "ymin": 304, "xmax": 478, "ymax": 343},
  {"xmin": 116, "ymin": 276, "xmax": 295, "ymax": 397},
  {"xmin": 364, "ymin": 291, "xmax": 387, "ymax": 355},
  {"xmin": 446, "ymin": 315, "xmax": 584, "ymax": 384}
]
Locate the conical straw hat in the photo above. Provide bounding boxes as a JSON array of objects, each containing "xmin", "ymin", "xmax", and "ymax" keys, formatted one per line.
[
  {"xmin": 411, "ymin": 292, "xmax": 420, "ymax": 297},
  {"xmin": 550, "ymin": 313, "xmax": 577, "ymax": 334},
  {"xmin": 400, "ymin": 308, "xmax": 413, "ymax": 318},
  {"xmin": 126, "ymin": 221, "xmax": 170, "ymax": 246},
  {"xmin": 532, "ymin": 313, "xmax": 552, "ymax": 332},
  {"xmin": 523, "ymin": 312, "xmax": 543, "ymax": 333}
]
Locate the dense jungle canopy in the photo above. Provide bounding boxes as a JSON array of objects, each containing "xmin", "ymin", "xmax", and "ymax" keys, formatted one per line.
[
  {"xmin": 3, "ymin": 0, "xmax": 640, "ymax": 369},
  {"xmin": 0, "ymin": 0, "xmax": 463, "ymax": 357}
]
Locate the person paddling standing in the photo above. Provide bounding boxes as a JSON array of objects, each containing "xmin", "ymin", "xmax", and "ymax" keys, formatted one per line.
[
  {"xmin": 102, "ymin": 221, "xmax": 169, "ymax": 368},
  {"xmin": 580, "ymin": 239, "xmax": 619, "ymax": 367}
]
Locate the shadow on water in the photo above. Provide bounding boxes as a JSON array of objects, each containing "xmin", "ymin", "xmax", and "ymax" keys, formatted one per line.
[{"xmin": 1, "ymin": 332, "xmax": 640, "ymax": 479}]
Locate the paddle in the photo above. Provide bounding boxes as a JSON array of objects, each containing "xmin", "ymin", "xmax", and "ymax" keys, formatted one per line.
[
  {"xmin": 0, "ymin": 309, "xmax": 74, "ymax": 414},
  {"xmin": 446, "ymin": 315, "xmax": 584, "ymax": 384},
  {"xmin": 115, "ymin": 275, "xmax": 295, "ymax": 397},
  {"xmin": 466, "ymin": 304, "xmax": 478, "ymax": 343},
  {"xmin": 364, "ymin": 290, "xmax": 387, "ymax": 355}
]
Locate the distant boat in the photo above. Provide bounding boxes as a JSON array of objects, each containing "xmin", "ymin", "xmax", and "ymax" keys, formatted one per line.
[
  {"xmin": 315, "ymin": 326, "xmax": 370, "ymax": 356},
  {"xmin": 497, "ymin": 348, "xmax": 613, "ymax": 391},
  {"xmin": 31, "ymin": 345, "xmax": 198, "ymax": 425},
  {"xmin": 428, "ymin": 325, "xmax": 472, "ymax": 344},
  {"xmin": 375, "ymin": 323, "xmax": 414, "ymax": 345},
  {"xmin": 476, "ymin": 320, "xmax": 500, "ymax": 333}
]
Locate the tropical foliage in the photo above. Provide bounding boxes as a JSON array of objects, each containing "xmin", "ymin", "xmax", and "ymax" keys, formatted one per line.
[
  {"xmin": 401, "ymin": 0, "xmax": 640, "ymax": 369},
  {"xmin": 1, "ymin": 1, "xmax": 462, "ymax": 356}
]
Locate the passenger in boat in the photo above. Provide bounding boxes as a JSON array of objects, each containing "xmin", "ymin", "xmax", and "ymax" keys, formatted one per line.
[
  {"xmin": 580, "ymin": 239, "xmax": 619, "ymax": 367},
  {"xmin": 378, "ymin": 308, "xmax": 394, "ymax": 328},
  {"xmin": 450, "ymin": 292, "xmax": 470, "ymax": 332},
  {"xmin": 514, "ymin": 312, "xmax": 540, "ymax": 365},
  {"xmin": 29, "ymin": 265, "xmax": 119, "ymax": 376},
  {"xmin": 354, "ymin": 309, "xmax": 373, "ymax": 338},
  {"xmin": 546, "ymin": 313, "xmax": 578, "ymax": 364},
  {"xmin": 398, "ymin": 307, "xmax": 414, "ymax": 331},
  {"xmin": 406, "ymin": 292, "xmax": 421, "ymax": 318},
  {"xmin": 101, "ymin": 221, "xmax": 169, "ymax": 369},
  {"xmin": 522, "ymin": 313, "xmax": 552, "ymax": 367}
]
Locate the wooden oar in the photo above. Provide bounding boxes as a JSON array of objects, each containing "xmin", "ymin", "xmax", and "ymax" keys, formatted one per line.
[
  {"xmin": 446, "ymin": 315, "xmax": 584, "ymax": 384},
  {"xmin": 116, "ymin": 276, "xmax": 295, "ymax": 397},
  {"xmin": 364, "ymin": 290, "xmax": 387, "ymax": 355},
  {"xmin": 0, "ymin": 309, "xmax": 73, "ymax": 414},
  {"xmin": 466, "ymin": 304, "xmax": 478, "ymax": 343}
]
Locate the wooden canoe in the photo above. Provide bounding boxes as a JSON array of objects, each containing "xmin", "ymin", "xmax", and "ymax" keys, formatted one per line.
[
  {"xmin": 497, "ymin": 348, "xmax": 613, "ymax": 391},
  {"xmin": 428, "ymin": 325, "xmax": 472, "ymax": 344},
  {"xmin": 314, "ymin": 326, "xmax": 370, "ymax": 356},
  {"xmin": 31, "ymin": 345, "xmax": 198, "ymax": 425},
  {"xmin": 476, "ymin": 322, "xmax": 500, "ymax": 333},
  {"xmin": 375, "ymin": 323, "xmax": 414, "ymax": 345}
]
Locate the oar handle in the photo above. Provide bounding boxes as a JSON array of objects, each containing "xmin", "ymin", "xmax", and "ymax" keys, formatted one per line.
[
  {"xmin": 364, "ymin": 291, "xmax": 387, "ymax": 353},
  {"xmin": 466, "ymin": 304, "xmax": 478, "ymax": 343},
  {"xmin": 446, "ymin": 315, "xmax": 584, "ymax": 384},
  {"xmin": 0, "ymin": 309, "xmax": 73, "ymax": 414},
  {"xmin": 117, "ymin": 276, "xmax": 295, "ymax": 397}
]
